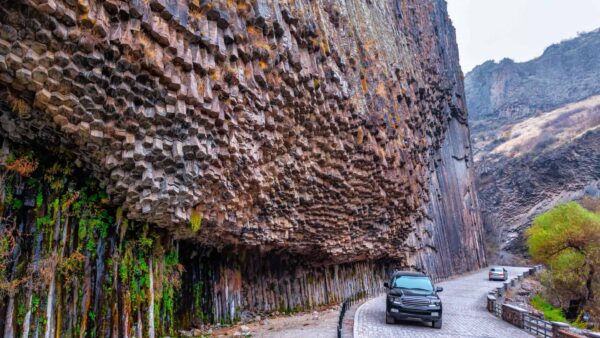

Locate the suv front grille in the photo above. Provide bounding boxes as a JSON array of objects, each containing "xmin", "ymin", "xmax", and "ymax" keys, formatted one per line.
[{"xmin": 400, "ymin": 296, "xmax": 430, "ymax": 308}]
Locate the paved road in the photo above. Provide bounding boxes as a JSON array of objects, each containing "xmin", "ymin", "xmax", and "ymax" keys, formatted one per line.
[{"xmin": 353, "ymin": 267, "xmax": 533, "ymax": 338}]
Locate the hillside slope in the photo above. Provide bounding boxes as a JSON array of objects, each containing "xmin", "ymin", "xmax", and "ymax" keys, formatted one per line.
[{"xmin": 466, "ymin": 29, "xmax": 600, "ymax": 260}]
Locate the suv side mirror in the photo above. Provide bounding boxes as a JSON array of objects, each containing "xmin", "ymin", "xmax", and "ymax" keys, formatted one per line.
[
  {"xmin": 436, "ymin": 286, "xmax": 443, "ymax": 292},
  {"xmin": 384, "ymin": 282, "xmax": 390, "ymax": 289}
]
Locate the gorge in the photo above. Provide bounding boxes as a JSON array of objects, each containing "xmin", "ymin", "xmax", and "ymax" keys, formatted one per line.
[
  {"xmin": 466, "ymin": 28, "xmax": 600, "ymax": 261},
  {"xmin": 0, "ymin": 0, "xmax": 485, "ymax": 336}
]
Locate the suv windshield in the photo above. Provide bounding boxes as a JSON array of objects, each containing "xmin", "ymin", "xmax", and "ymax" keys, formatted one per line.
[{"xmin": 392, "ymin": 276, "xmax": 433, "ymax": 291}]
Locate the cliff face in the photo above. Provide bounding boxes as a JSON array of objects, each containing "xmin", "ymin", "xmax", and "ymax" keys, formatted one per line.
[
  {"xmin": 0, "ymin": 0, "xmax": 484, "ymax": 334},
  {"xmin": 466, "ymin": 29, "xmax": 600, "ymax": 123},
  {"xmin": 466, "ymin": 29, "xmax": 600, "ymax": 260}
]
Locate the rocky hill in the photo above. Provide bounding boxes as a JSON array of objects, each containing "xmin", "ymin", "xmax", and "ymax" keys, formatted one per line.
[
  {"xmin": 466, "ymin": 29, "xmax": 600, "ymax": 124},
  {"xmin": 466, "ymin": 29, "xmax": 600, "ymax": 261},
  {"xmin": 0, "ymin": 0, "xmax": 484, "ymax": 336}
]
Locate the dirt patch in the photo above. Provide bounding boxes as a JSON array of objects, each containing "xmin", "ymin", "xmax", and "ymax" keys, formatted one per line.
[
  {"xmin": 504, "ymin": 276, "xmax": 544, "ymax": 316},
  {"xmin": 181, "ymin": 304, "xmax": 340, "ymax": 337}
]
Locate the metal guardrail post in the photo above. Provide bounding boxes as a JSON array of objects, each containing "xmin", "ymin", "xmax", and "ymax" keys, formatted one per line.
[
  {"xmin": 337, "ymin": 298, "xmax": 349, "ymax": 338},
  {"xmin": 551, "ymin": 321, "xmax": 570, "ymax": 338},
  {"xmin": 484, "ymin": 265, "xmax": 595, "ymax": 338}
]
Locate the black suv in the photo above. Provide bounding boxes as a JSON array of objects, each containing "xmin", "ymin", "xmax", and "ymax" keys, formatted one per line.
[{"xmin": 384, "ymin": 271, "xmax": 443, "ymax": 329}]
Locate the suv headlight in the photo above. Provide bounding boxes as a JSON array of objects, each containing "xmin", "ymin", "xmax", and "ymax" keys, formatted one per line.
[
  {"xmin": 429, "ymin": 299, "xmax": 441, "ymax": 307},
  {"xmin": 387, "ymin": 296, "xmax": 401, "ymax": 303}
]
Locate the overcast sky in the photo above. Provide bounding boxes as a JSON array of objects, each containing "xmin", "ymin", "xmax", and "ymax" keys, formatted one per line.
[{"xmin": 446, "ymin": 0, "xmax": 600, "ymax": 73}]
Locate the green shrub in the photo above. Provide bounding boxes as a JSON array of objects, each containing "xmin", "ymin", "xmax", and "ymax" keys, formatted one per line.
[
  {"xmin": 527, "ymin": 202, "xmax": 600, "ymax": 318},
  {"xmin": 530, "ymin": 295, "xmax": 568, "ymax": 322}
]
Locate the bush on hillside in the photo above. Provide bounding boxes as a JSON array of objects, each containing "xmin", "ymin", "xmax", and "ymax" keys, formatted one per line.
[{"xmin": 527, "ymin": 202, "xmax": 600, "ymax": 321}]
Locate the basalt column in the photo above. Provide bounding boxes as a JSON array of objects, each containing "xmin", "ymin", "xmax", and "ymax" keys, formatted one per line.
[{"xmin": 0, "ymin": 0, "xmax": 485, "ymax": 334}]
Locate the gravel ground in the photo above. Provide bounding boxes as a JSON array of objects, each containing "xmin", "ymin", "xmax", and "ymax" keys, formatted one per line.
[{"xmin": 204, "ymin": 306, "xmax": 339, "ymax": 337}]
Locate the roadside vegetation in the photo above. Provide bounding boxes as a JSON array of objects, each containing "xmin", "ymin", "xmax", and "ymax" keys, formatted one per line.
[
  {"xmin": 526, "ymin": 200, "xmax": 600, "ymax": 328},
  {"xmin": 530, "ymin": 294, "xmax": 568, "ymax": 322}
]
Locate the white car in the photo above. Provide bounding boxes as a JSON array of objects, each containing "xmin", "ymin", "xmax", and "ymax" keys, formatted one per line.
[{"xmin": 488, "ymin": 267, "xmax": 508, "ymax": 281}]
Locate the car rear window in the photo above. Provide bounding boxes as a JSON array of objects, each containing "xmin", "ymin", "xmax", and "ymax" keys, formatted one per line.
[{"xmin": 490, "ymin": 268, "xmax": 503, "ymax": 271}]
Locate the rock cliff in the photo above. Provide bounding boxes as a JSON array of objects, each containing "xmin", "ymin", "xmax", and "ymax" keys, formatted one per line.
[
  {"xmin": 0, "ymin": 0, "xmax": 484, "ymax": 335},
  {"xmin": 466, "ymin": 29, "xmax": 600, "ymax": 260},
  {"xmin": 466, "ymin": 29, "xmax": 600, "ymax": 124}
]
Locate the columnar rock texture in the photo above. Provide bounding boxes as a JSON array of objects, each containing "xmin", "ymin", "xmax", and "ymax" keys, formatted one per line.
[
  {"xmin": 0, "ymin": 0, "xmax": 484, "ymax": 271},
  {"xmin": 0, "ymin": 141, "xmax": 391, "ymax": 336},
  {"xmin": 466, "ymin": 29, "xmax": 600, "ymax": 259},
  {"xmin": 0, "ymin": 0, "xmax": 486, "ymax": 334}
]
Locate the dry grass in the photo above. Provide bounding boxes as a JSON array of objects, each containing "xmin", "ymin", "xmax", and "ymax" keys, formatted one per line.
[
  {"xmin": 493, "ymin": 95, "xmax": 600, "ymax": 157},
  {"xmin": 8, "ymin": 95, "xmax": 29, "ymax": 116},
  {"xmin": 58, "ymin": 251, "xmax": 86, "ymax": 286},
  {"xmin": 38, "ymin": 255, "xmax": 58, "ymax": 286},
  {"xmin": 5, "ymin": 156, "xmax": 39, "ymax": 177},
  {"xmin": 61, "ymin": 191, "xmax": 80, "ymax": 212}
]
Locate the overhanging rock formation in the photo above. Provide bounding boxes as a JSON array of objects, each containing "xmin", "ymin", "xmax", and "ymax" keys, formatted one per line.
[{"xmin": 0, "ymin": 0, "xmax": 485, "ymax": 332}]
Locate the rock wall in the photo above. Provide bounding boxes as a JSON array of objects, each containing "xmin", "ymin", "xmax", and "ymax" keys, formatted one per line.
[
  {"xmin": 0, "ymin": 0, "xmax": 485, "ymax": 335},
  {"xmin": 0, "ymin": 143, "xmax": 387, "ymax": 336},
  {"xmin": 465, "ymin": 29, "xmax": 600, "ymax": 260},
  {"xmin": 466, "ymin": 29, "xmax": 600, "ymax": 123}
]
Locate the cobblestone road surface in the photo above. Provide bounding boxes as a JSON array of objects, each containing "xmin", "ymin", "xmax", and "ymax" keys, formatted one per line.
[{"xmin": 354, "ymin": 267, "xmax": 533, "ymax": 338}]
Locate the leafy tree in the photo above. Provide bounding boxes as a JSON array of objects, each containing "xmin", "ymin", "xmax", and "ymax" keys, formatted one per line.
[{"xmin": 527, "ymin": 202, "xmax": 600, "ymax": 317}]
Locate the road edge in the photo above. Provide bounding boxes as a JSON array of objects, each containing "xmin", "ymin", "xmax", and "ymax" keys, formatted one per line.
[{"xmin": 353, "ymin": 294, "xmax": 383, "ymax": 338}]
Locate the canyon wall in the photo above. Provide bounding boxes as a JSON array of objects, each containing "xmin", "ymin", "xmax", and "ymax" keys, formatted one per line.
[
  {"xmin": 466, "ymin": 29, "xmax": 600, "ymax": 260},
  {"xmin": 0, "ymin": 0, "xmax": 484, "ymax": 335}
]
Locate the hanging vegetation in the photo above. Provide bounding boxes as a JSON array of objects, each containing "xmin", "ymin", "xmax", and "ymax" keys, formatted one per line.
[
  {"xmin": 0, "ymin": 141, "xmax": 389, "ymax": 336},
  {"xmin": 0, "ymin": 144, "xmax": 183, "ymax": 337}
]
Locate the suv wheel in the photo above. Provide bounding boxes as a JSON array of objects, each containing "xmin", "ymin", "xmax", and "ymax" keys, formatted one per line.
[
  {"xmin": 385, "ymin": 313, "xmax": 395, "ymax": 324},
  {"xmin": 432, "ymin": 319, "xmax": 442, "ymax": 329}
]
